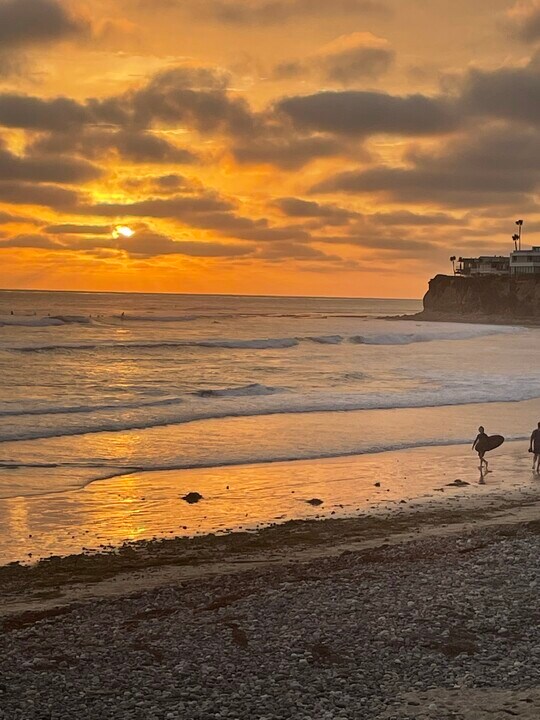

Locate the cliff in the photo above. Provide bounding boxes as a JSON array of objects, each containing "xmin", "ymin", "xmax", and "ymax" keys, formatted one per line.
[{"xmin": 416, "ymin": 274, "xmax": 540, "ymax": 322}]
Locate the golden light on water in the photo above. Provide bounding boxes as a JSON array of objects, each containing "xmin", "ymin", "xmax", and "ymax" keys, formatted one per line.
[{"xmin": 112, "ymin": 225, "xmax": 135, "ymax": 239}]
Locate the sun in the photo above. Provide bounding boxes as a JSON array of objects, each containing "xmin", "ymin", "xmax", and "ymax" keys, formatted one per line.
[{"xmin": 112, "ymin": 225, "xmax": 135, "ymax": 239}]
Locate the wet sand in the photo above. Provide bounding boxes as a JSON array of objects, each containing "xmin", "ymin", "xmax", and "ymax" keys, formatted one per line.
[
  {"xmin": 1, "ymin": 440, "xmax": 539, "ymax": 565},
  {"xmin": 1, "ymin": 440, "xmax": 540, "ymax": 620}
]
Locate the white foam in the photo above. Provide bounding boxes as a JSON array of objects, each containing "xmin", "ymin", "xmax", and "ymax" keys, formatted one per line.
[
  {"xmin": 195, "ymin": 383, "xmax": 283, "ymax": 398},
  {"xmin": 0, "ymin": 316, "xmax": 65, "ymax": 327},
  {"xmin": 2, "ymin": 374, "xmax": 540, "ymax": 443},
  {"xmin": 349, "ymin": 323, "xmax": 524, "ymax": 346},
  {"xmin": 196, "ymin": 338, "xmax": 299, "ymax": 349},
  {"xmin": 112, "ymin": 314, "xmax": 201, "ymax": 322},
  {"xmin": 0, "ymin": 314, "xmax": 92, "ymax": 327}
]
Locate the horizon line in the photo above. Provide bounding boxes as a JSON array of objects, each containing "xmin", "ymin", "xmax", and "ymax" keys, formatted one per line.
[{"xmin": 0, "ymin": 288, "xmax": 422, "ymax": 302}]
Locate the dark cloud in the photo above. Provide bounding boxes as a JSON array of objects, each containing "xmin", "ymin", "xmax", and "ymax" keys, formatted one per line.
[
  {"xmin": 44, "ymin": 224, "xmax": 112, "ymax": 235},
  {"xmin": 313, "ymin": 33, "xmax": 394, "ymax": 85},
  {"xmin": 461, "ymin": 61, "xmax": 540, "ymax": 127},
  {"xmin": 320, "ymin": 45, "xmax": 394, "ymax": 84},
  {"xmin": 0, "ymin": 182, "xmax": 81, "ymax": 208},
  {"xmin": 126, "ymin": 66, "xmax": 255, "ymax": 136},
  {"xmin": 112, "ymin": 131, "xmax": 197, "ymax": 164},
  {"xmin": 313, "ymin": 126, "xmax": 540, "ymax": 207},
  {"xmin": 31, "ymin": 128, "xmax": 197, "ymax": 165},
  {"xmin": 84, "ymin": 194, "xmax": 234, "ymax": 218},
  {"xmin": 61, "ymin": 228, "xmax": 253, "ymax": 258},
  {"xmin": 177, "ymin": 211, "xmax": 267, "ymax": 233},
  {"xmin": 0, "ymin": 94, "xmax": 90, "ymax": 131},
  {"xmin": 272, "ymin": 61, "xmax": 304, "ymax": 80},
  {"xmin": 0, "ymin": 0, "xmax": 87, "ymax": 48},
  {"xmin": 273, "ymin": 33, "xmax": 394, "ymax": 86},
  {"xmin": 278, "ymin": 91, "xmax": 457, "ymax": 137},
  {"xmin": 233, "ymin": 225, "xmax": 310, "ymax": 242},
  {"xmin": 0, "ymin": 65, "xmax": 360, "ymax": 174},
  {"xmin": 180, "ymin": 0, "xmax": 387, "ymax": 25},
  {"xmin": 122, "ymin": 174, "xmax": 196, "ymax": 195},
  {"xmin": 0, "ymin": 66, "xmax": 254, "ymax": 141},
  {"xmin": 111, "ymin": 234, "xmax": 252, "ymax": 258},
  {"xmin": 369, "ymin": 211, "xmax": 464, "ymax": 226},
  {"xmin": 0, "ymin": 210, "xmax": 36, "ymax": 224},
  {"xmin": 274, "ymin": 197, "xmax": 360, "ymax": 223},
  {"xmin": 508, "ymin": 3, "xmax": 540, "ymax": 43},
  {"xmin": 233, "ymin": 134, "xmax": 345, "ymax": 168},
  {"xmin": 314, "ymin": 232, "xmax": 439, "ymax": 254},
  {"xmin": 257, "ymin": 242, "xmax": 341, "ymax": 261},
  {"xmin": 0, "ymin": 233, "xmax": 61, "ymax": 249},
  {"xmin": 0, "ymin": 144, "xmax": 102, "ymax": 184}
]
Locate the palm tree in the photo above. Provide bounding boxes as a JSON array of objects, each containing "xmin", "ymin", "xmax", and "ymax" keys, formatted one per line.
[
  {"xmin": 515, "ymin": 220, "xmax": 524, "ymax": 250},
  {"xmin": 450, "ymin": 255, "xmax": 456, "ymax": 274}
]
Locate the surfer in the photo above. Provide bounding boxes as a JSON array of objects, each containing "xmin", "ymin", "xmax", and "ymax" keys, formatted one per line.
[
  {"xmin": 472, "ymin": 426, "xmax": 489, "ymax": 475},
  {"xmin": 529, "ymin": 422, "xmax": 540, "ymax": 473}
]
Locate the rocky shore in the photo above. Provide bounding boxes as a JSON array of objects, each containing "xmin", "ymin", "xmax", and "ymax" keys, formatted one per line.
[{"xmin": 1, "ymin": 511, "xmax": 539, "ymax": 719}]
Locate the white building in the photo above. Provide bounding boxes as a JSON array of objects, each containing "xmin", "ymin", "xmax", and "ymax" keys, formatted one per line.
[
  {"xmin": 510, "ymin": 247, "xmax": 540, "ymax": 275},
  {"xmin": 456, "ymin": 256, "xmax": 510, "ymax": 276}
]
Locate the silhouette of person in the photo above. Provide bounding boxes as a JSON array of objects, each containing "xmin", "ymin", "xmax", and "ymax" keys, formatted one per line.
[
  {"xmin": 529, "ymin": 422, "xmax": 540, "ymax": 474},
  {"xmin": 472, "ymin": 426, "xmax": 489, "ymax": 479}
]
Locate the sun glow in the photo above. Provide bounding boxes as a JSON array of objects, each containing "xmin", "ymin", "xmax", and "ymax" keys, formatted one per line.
[{"xmin": 112, "ymin": 225, "xmax": 135, "ymax": 239}]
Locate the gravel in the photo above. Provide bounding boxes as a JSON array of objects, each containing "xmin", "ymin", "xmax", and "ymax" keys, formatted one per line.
[{"xmin": 1, "ymin": 525, "xmax": 539, "ymax": 719}]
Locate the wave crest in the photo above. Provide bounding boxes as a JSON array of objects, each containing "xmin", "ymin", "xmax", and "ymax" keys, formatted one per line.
[{"xmin": 195, "ymin": 383, "xmax": 283, "ymax": 398}]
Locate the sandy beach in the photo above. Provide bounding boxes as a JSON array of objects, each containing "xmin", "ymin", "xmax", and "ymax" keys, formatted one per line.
[{"xmin": 1, "ymin": 478, "xmax": 539, "ymax": 719}]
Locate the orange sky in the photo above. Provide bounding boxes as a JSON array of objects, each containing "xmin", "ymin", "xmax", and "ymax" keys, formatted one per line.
[{"xmin": 0, "ymin": 0, "xmax": 539, "ymax": 297}]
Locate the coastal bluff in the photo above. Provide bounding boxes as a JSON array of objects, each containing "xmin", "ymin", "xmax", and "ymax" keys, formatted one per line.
[{"xmin": 413, "ymin": 274, "xmax": 540, "ymax": 322}]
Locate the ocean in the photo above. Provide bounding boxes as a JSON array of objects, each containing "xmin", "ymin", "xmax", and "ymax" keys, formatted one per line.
[{"xmin": 1, "ymin": 290, "xmax": 539, "ymax": 561}]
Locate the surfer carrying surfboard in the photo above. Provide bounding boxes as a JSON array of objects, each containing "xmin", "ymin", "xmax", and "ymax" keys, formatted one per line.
[
  {"xmin": 472, "ymin": 427, "xmax": 505, "ymax": 478},
  {"xmin": 472, "ymin": 426, "xmax": 490, "ymax": 473},
  {"xmin": 528, "ymin": 422, "xmax": 540, "ymax": 473}
]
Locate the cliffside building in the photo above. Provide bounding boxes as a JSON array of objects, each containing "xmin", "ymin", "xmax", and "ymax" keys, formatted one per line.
[
  {"xmin": 456, "ymin": 256, "xmax": 510, "ymax": 276},
  {"xmin": 510, "ymin": 247, "xmax": 540, "ymax": 275}
]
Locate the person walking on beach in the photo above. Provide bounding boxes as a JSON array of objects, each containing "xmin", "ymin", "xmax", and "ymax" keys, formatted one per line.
[
  {"xmin": 472, "ymin": 426, "xmax": 489, "ymax": 476},
  {"xmin": 529, "ymin": 422, "xmax": 540, "ymax": 474}
]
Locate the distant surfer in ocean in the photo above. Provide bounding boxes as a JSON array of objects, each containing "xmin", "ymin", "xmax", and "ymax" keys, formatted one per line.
[
  {"xmin": 472, "ymin": 427, "xmax": 505, "ymax": 482},
  {"xmin": 529, "ymin": 422, "xmax": 540, "ymax": 473}
]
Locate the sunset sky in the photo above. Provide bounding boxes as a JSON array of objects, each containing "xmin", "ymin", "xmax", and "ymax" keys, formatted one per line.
[{"xmin": 0, "ymin": 0, "xmax": 539, "ymax": 297}]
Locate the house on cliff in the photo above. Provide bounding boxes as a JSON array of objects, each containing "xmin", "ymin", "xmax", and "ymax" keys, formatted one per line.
[
  {"xmin": 456, "ymin": 256, "xmax": 509, "ymax": 276},
  {"xmin": 455, "ymin": 248, "xmax": 540, "ymax": 277},
  {"xmin": 510, "ymin": 247, "xmax": 540, "ymax": 275}
]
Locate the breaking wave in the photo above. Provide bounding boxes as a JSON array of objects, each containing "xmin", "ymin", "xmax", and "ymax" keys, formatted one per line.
[
  {"xmin": 195, "ymin": 383, "xmax": 283, "ymax": 398},
  {"xmin": 0, "ymin": 315, "xmax": 93, "ymax": 327},
  {"xmin": 1, "ymin": 324, "xmax": 524, "ymax": 353}
]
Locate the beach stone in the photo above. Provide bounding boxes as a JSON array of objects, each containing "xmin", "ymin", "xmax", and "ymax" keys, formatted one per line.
[
  {"xmin": 181, "ymin": 492, "xmax": 204, "ymax": 504},
  {"xmin": 306, "ymin": 498, "xmax": 324, "ymax": 506}
]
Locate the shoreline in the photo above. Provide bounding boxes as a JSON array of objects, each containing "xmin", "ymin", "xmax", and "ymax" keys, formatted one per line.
[
  {"xmin": 2, "ymin": 479, "xmax": 540, "ymax": 621},
  {"xmin": 2, "ymin": 438, "xmax": 539, "ymax": 566},
  {"xmin": 389, "ymin": 311, "xmax": 540, "ymax": 327}
]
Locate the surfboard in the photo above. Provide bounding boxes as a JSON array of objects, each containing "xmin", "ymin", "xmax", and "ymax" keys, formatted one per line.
[{"xmin": 476, "ymin": 434, "xmax": 505, "ymax": 453}]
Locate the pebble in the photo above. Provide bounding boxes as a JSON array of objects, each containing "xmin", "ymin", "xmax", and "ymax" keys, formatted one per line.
[{"xmin": 0, "ymin": 528, "xmax": 539, "ymax": 719}]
